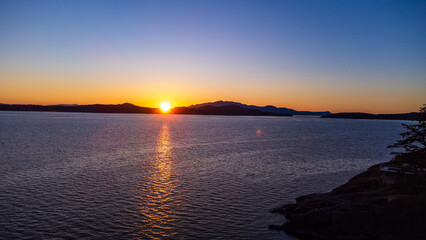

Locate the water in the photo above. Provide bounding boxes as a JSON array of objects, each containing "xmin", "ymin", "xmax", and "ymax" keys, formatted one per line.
[{"xmin": 0, "ymin": 111, "xmax": 406, "ymax": 239}]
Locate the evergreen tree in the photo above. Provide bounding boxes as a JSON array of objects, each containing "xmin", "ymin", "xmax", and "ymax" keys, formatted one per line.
[{"xmin": 387, "ymin": 104, "xmax": 426, "ymax": 155}]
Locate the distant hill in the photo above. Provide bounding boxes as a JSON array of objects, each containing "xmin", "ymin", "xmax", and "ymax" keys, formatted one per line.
[
  {"xmin": 188, "ymin": 100, "xmax": 330, "ymax": 116},
  {"xmin": 321, "ymin": 112, "xmax": 419, "ymax": 121},
  {"xmin": 172, "ymin": 104, "xmax": 291, "ymax": 116},
  {"xmin": 47, "ymin": 104, "xmax": 80, "ymax": 107},
  {"xmin": 0, "ymin": 103, "xmax": 158, "ymax": 114},
  {"xmin": 0, "ymin": 103, "xmax": 291, "ymax": 117}
]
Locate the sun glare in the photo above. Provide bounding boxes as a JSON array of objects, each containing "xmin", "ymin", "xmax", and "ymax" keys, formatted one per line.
[{"xmin": 160, "ymin": 102, "xmax": 171, "ymax": 112}]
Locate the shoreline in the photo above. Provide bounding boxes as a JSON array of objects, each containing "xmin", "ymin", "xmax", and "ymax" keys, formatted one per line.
[{"xmin": 271, "ymin": 152, "xmax": 426, "ymax": 239}]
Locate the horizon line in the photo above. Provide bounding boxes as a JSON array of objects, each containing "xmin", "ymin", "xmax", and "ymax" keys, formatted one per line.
[{"xmin": 0, "ymin": 101, "xmax": 421, "ymax": 115}]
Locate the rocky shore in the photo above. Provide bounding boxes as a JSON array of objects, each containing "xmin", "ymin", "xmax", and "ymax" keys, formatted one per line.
[{"xmin": 271, "ymin": 152, "xmax": 426, "ymax": 240}]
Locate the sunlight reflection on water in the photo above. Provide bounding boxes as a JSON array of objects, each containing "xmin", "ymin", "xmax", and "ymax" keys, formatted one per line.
[{"xmin": 135, "ymin": 123, "xmax": 178, "ymax": 239}]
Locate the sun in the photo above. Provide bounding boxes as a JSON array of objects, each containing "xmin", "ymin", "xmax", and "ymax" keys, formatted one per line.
[{"xmin": 160, "ymin": 102, "xmax": 171, "ymax": 112}]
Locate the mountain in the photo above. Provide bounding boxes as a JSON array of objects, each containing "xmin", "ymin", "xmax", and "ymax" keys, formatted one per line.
[
  {"xmin": 321, "ymin": 112, "xmax": 420, "ymax": 121},
  {"xmin": 188, "ymin": 100, "xmax": 331, "ymax": 116},
  {"xmin": 172, "ymin": 104, "xmax": 291, "ymax": 116}
]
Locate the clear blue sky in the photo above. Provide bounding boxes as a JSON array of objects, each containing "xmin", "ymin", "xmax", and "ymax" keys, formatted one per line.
[{"xmin": 1, "ymin": 0, "xmax": 425, "ymax": 113}]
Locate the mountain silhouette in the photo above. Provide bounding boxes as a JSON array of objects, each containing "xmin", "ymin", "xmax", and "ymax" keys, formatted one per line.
[
  {"xmin": 188, "ymin": 100, "xmax": 331, "ymax": 116},
  {"xmin": 0, "ymin": 102, "xmax": 291, "ymax": 116},
  {"xmin": 172, "ymin": 104, "xmax": 291, "ymax": 116},
  {"xmin": 0, "ymin": 102, "xmax": 418, "ymax": 120},
  {"xmin": 0, "ymin": 103, "xmax": 158, "ymax": 114}
]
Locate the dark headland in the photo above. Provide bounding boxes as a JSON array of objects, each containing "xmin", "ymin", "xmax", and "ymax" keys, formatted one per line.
[
  {"xmin": 321, "ymin": 112, "xmax": 420, "ymax": 121},
  {"xmin": 271, "ymin": 152, "xmax": 426, "ymax": 240}
]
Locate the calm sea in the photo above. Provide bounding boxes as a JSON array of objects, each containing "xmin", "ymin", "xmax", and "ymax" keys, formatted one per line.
[{"xmin": 0, "ymin": 111, "xmax": 406, "ymax": 239}]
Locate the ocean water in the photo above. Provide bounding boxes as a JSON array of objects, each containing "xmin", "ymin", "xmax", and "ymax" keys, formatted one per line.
[{"xmin": 0, "ymin": 111, "xmax": 406, "ymax": 239}]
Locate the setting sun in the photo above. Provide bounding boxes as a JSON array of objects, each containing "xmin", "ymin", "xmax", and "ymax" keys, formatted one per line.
[{"xmin": 160, "ymin": 102, "xmax": 171, "ymax": 112}]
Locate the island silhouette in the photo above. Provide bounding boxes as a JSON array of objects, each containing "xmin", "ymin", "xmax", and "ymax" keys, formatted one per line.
[
  {"xmin": 0, "ymin": 102, "xmax": 291, "ymax": 116},
  {"xmin": 0, "ymin": 101, "xmax": 421, "ymax": 120}
]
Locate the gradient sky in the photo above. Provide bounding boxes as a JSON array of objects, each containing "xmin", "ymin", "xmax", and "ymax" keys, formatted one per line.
[{"xmin": 0, "ymin": 0, "xmax": 425, "ymax": 113}]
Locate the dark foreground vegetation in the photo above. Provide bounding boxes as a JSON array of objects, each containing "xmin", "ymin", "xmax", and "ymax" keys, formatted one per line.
[{"xmin": 272, "ymin": 105, "xmax": 426, "ymax": 239}]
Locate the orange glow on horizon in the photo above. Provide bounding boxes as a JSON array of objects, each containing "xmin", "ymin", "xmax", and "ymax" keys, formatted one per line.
[{"xmin": 0, "ymin": 70, "xmax": 423, "ymax": 114}]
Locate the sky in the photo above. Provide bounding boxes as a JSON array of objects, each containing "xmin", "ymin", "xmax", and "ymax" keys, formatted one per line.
[{"xmin": 0, "ymin": 0, "xmax": 425, "ymax": 113}]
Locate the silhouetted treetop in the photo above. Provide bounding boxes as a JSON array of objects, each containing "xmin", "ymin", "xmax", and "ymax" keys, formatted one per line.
[{"xmin": 387, "ymin": 104, "xmax": 426, "ymax": 156}]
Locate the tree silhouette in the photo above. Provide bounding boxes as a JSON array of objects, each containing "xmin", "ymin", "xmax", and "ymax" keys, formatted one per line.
[{"xmin": 387, "ymin": 104, "xmax": 426, "ymax": 156}]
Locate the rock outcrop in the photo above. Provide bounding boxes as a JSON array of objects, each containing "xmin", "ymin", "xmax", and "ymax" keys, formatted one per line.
[{"xmin": 272, "ymin": 152, "xmax": 426, "ymax": 240}]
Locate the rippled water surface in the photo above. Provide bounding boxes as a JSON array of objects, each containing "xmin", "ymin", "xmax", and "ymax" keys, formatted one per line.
[{"xmin": 0, "ymin": 112, "xmax": 406, "ymax": 239}]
